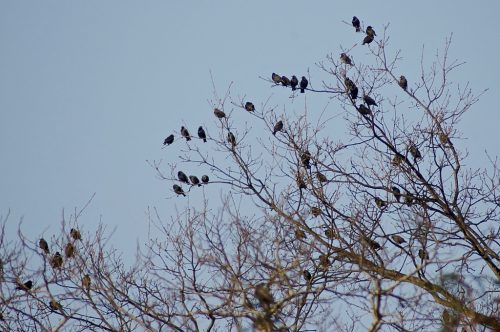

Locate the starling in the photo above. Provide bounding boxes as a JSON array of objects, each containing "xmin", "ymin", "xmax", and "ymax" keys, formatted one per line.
[
  {"xmin": 340, "ymin": 53, "xmax": 352, "ymax": 65},
  {"xmin": 300, "ymin": 76, "xmax": 308, "ymax": 93},
  {"xmin": 344, "ymin": 77, "xmax": 355, "ymax": 90},
  {"xmin": 177, "ymin": 171, "xmax": 189, "ymax": 184},
  {"xmin": 358, "ymin": 104, "xmax": 372, "ymax": 115},
  {"xmin": 366, "ymin": 26, "xmax": 376, "ymax": 37},
  {"xmin": 303, "ymin": 270, "xmax": 312, "ymax": 282},
  {"xmin": 189, "ymin": 175, "xmax": 201, "ymax": 187},
  {"xmin": 180, "ymin": 126, "xmax": 191, "ymax": 141},
  {"xmin": 295, "ymin": 228, "xmax": 306, "ymax": 240},
  {"xmin": 311, "ymin": 207, "xmax": 322, "ymax": 217},
  {"xmin": 163, "ymin": 134, "xmax": 174, "ymax": 146},
  {"xmin": 404, "ymin": 193, "xmax": 414, "ymax": 206},
  {"xmin": 301, "ymin": 150, "xmax": 311, "ymax": 169},
  {"xmin": 271, "ymin": 72, "xmax": 282, "ymax": 84},
  {"xmin": 227, "ymin": 131, "xmax": 236, "ymax": 148},
  {"xmin": 439, "ymin": 133, "xmax": 449, "ymax": 146},
  {"xmin": 281, "ymin": 75, "xmax": 290, "ymax": 87},
  {"xmin": 349, "ymin": 85, "xmax": 359, "ymax": 100},
  {"xmin": 49, "ymin": 299, "xmax": 62, "ymax": 311},
  {"xmin": 399, "ymin": 76, "xmax": 408, "ymax": 90},
  {"xmin": 409, "ymin": 144, "xmax": 422, "ymax": 160},
  {"xmin": 391, "ymin": 154, "xmax": 404, "ymax": 166},
  {"xmin": 366, "ymin": 238, "xmax": 382, "ymax": 250},
  {"xmin": 272, "ymin": 120, "xmax": 283, "ymax": 135},
  {"xmin": 391, "ymin": 235, "xmax": 406, "ymax": 244},
  {"xmin": 82, "ymin": 274, "xmax": 91, "ymax": 291},
  {"xmin": 324, "ymin": 228, "xmax": 335, "ymax": 239},
  {"xmin": 214, "ymin": 108, "xmax": 226, "ymax": 118},
  {"xmin": 198, "ymin": 126, "xmax": 207, "ymax": 142},
  {"xmin": 352, "ymin": 16, "xmax": 361, "ymax": 32},
  {"xmin": 363, "ymin": 94, "xmax": 378, "ymax": 107},
  {"xmin": 254, "ymin": 283, "xmax": 274, "ymax": 307},
  {"xmin": 39, "ymin": 238, "xmax": 50, "ymax": 254},
  {"xmin": 16, "ymin": 280, "xmax": 33, "ymax": 291},
  {"xmin": 316, "ymin": 172, "xmax": 327, "ymax": 183},
  {"xmin": 245, "ymin": 101, "xmax": 255, "ymax": 112},
  {"xmin": 296, "ymin": 174, "xmax": 307, "ymax": 190},
  {"xmin": 50, "ymin": 252, "xmax": 63, "ymax": 269},
  {"xmin": 70, "ymin": 228, "xmax": 81, "ymax": 240},
  {"xmin": 374, "ymin": 197, "xmax": 387, "ymax": 209},
  {"xmin": 290, "ymin": 75, "xmax": 299, "ymax": 90},
  {"xmin": 201, "ymin": 175, "xmax": 209, "ymax": 184},
  {"xmin": 418, "ymin": 249, "xmax": 429, "ymax": 260},
  {"xmin": 65, "ymin": 243, "xmax": 75, "ymax": 258},
  {"xmin": 362, "ymin": 34, "xmax": 374, "ymax": 45},
  {"xmin": 319, "ymin": 254, "xmax": 330, "ymax": 268},
  {"xmin": 391, "ymin": 186, "xmax": 402, "ymax": 202},
  {"xmin": 173, "ymin": 184, "xmax": 186, "ymax": 196}
]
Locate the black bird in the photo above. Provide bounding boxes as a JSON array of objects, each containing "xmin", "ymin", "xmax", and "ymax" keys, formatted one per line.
[
  {"xmin": 303, "ymin": 270, "xmax": 312, "ymax": 282},
  {"xmin": 163, "ymin": 134, "xmax": 174, "ymax": 146},
  {"xmin": 214, "ymin": 108, "xmax": 226, "ymax": 118},
  {"xmin": 272, "ymin": 73, "xmax": 282, "ymax": 84},
  {"xmin": 366, "ymin": 26, "xmax": 376, "ymax": 37},
  {"xmin": 16, "ymin": 280, "xmax": 33, "ymax": 291},
  {"xmin": 296, "ymin": 174, "xmax": 307, "ymax": 189},
  {"xmin": 301, "ymin": 150, "xmax": 311, "ymax": 169},
  {"xmin": 198, "ymin": 126, "xmax": 207, "ymax": 142},
  {"xmin": 344, "ymin": 77, "xmax": 354, "ymax": 89},
  {"xmin": 352, "ymin": 16, "xmax": 361, "ymax": 32},
  {"xmin": 295, "ymin": 228, "xmax": 306, "ymax": 240},
  {"xmin": 189, "ymin": 175, "xmax": 201, "ymax": 187},
  {"xmin": 228, "ymin": 132, "xmax": 236, "ymax": 148},
  {"xmin": 201, "ymin": 175, "xmax": 209, "ymax": 183},
  {"xmin": 363, "ymin": 94, "xmax": 378, "ymax": 107},
  {"xmin": 391, "ymin": 186, "xmax": 402, "ymax": 202},
  {"xmin": 39, "ymin": 238, "xmax": 49, "ymax": 254},
  {"xmin": 51, "ymin": 252, "xmax": 63, "ymax": 269},
  {"xmin": 409, "ymin": 144, "xmax": 422, "ymax": 160},
  {"xmin": 180, "ymin": 126, "xmax": 191, "ymax": 141},
  {"xmin": 70, "ymin": 228, "xmax": 81, "ymax": 240},
  {"xmin": 281, "ymin": 75, "xmax": 290, "ymax": 87},
  {"xmin": 399, "ymin": 76, "xmax": 408, "ymax": 90},
  {"xmin": 358, "ymin": 104, "xmax": 372, "ymax": 115},
  {"xmin": 324, "ymin": 228, "xmax": 335, "ymax": 239},
  {"xmin": 374, "ymin": 197, "xmax": 387, "ymax": 209},
  {"xmin": 391, "ymin": 235, "xmax": 406, "ymax": 244},
  {"xmin": 362, "ymin": 34, "xmax": 374, "ymax": 45},
  {"xmin": 364, "ymin": 237, "xmax": 382, "ymax": 250},
  {"xmin": 173, "ymin": 184, "xmax": 186, "ymax": 196},
  {"xmin": 254, "ymin": 283, "xmax": 274, "ymax": 307},
  {"xmin": 349, "ymin": 85, "xmax": 359, "ymax": 100},
  {"xmin": 177, "ymin": 171, "xmax": 189, "ymax": 184},
  {"xmin": 245, "ymin": 101, "xmax": 255, "ymax": 112},
  {"xmin": 300, "ymin": 76, "xmax": 308, "ymax": 93},
  {"xmin": 65, "ymin": 243, "xmax": 75, "ymax": 258},
  {"xmin": 82, "ymin": 274, "xmax": 91, "ymax": 291},
  {"xmin": 316, "ymin": 172, "xmax": 327, "ymax": 183},
  {"xmin": 290, "ymin": 75, "xmax": 298, "ymax": 90},
  {"xmin": 272, "ymin": 120, "xmax": 283, "ymax": 135},
  {"xmin": 340, "ymin": 53, "xmax": 352, "ymax": 65},
  {"xmin": 418, "ymin": 249, "xmax": 429, "ymax": 260}
]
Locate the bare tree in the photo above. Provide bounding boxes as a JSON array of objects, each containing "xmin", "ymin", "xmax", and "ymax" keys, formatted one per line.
[{"xmin": 1, "ymin": 22, "xmax": 499, "ymax": 332}]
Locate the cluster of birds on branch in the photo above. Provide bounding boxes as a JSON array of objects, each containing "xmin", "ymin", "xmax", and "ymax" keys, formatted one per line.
[{"xmin": 271, "ymin": 73, "xmax": 308, "ymax": 93}]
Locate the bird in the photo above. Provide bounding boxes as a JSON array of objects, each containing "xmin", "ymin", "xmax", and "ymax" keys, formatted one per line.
[
  {"xmin": 340, "ymin": 53, "xmax": 352, "ymax": 65},
  {"xmin": 418, "ymin": 249, "xmax": 429, "ymax": 260},
  {"xmin": 311, "ymin": 207, "xmax": 322, "ymax": 217},
  {"xmin": 163, "ymin": 134, "xmax": 174, "ymax": 146},
  {"xmin": 50, "ymin": 252, "xmax": 63, "ymax": 269},
  {"xmin": 254, "ymin": 283, "xmax": 274, "ymax": 307},
  {"xmin": 365, "ymin": 238, "xmax": 382, "ymax": 250},
  {"xmin": 290, "ymin": 75, "xmax": 298, "ymax": 90},
  {"xmin": 319, "ymin": 254, "xmax": 330, "ymax": 269},
  {"xmin": 366, "ymin": 26, "xmax": 376, "ymax": 37},
  {"xmin": 409, "ymin": 144, "xmax": 422, "ymax": 160},
  {"xmin": 399, "ymin": 76, "xmax": 408, "ymax": 90},
  {"xmin": 363, "ymin": 94, "xmax": 378, "ymax": 107},
  {"xmin": 324, "ymin": 228, "xmax": 335, "ymax": 239},
  {"xmin": 391, "ymin": 235, "xmax": 406, "ymax": 244},
  {"xmin": 303, "ymin": 270, "xmax": 312, "ymax": 282},
  {"xmin": 39, "ymin": 238, "xmax": 49, "ymax": 254},
  {"xmin": 296, "ymin": 174, "xmax": 307, "ymax": 190},
  {"xmin": 391, "ymin": 154, "xmax": 404, "ymax": 167},
  {"xmin": 295, "ymin": 228, "xmax": 306, "ymax": 240},
  {"xmin": 349, "ymin": 85, "xmax": 359, "ymax": 100},
  {"xmin": 271, "ymin": 73, "xmax": 282, "ymax": 84},
  {"xmin": 198, "ymin": 126, "xmax": 207, "ymax": 142},
  {"xmin": 301, "ymin": 150, "xmax": 311, "ymax": 169},
  {"xmin": 358, "ymin": 104, "xmax": 372, "ymax": 115},
  {"xmin": 70, "ymin": 228, "xmax": 81, "ymax": 240},
  {"xmin": 316, "ymin": 172, "xmax": 327, "ymax": 183},
  {"xmin": 362, "ymin": 34, "xmax": 374, "ymax": 45},
  {"xmin": 281, "ymin": 75, "xmax": 290, "ymax": 87},
  {"xmin": 245, "ymin": 101, "xmax": 255, "ymax": 112},
  {"xmin": 213, "ymin": 108, "xmax": 226, "ymax": 118},
  {"xmin": 344, "ymin": 77, "xmax": 355, "ymax": 89},
  {"xmin": 180, "ymin": 126, "xmax": 191, "ymax": 141},
  {"xmin": 177, "ymin": 171, "xmax": 189, "ymax": 184},
  {"xmin": 404, "ymin": 193, "xmax": 414, "ymax": 206},
  {"xmin": 189, "ymin": 175, "xmax": 201, "ymax": 187},
  {"xmin": 391, "ymin": 186, "xmax": 402, "ymax": 202},
  {"xmin": 300, "ymin": 76, "xmax": 308, "ymax": 93},
  {"xmin": 65, "ymin": 243, "xmax": 75, "ymax": 258},
  {"xmin": 201, "ymin": 175, "xmax": 209, "ymax": 184},
  {"xmin": 173, "ymin": 184, "xmax": 186, "ymax": 196},
  {"xmin": 439, "ymin": 133, "xmax": 450, "ymax": 146},
  {"xmin": 49, "ymin": 299, "xmax": 62, "ymax": 311},
  {"xmin": 273, "ymin": 121, "xmax": 283, "ymax": 135},
  {"xmin": 374, "ymin": 197, "xmax": 387, "ymax": 209},
  {"xmin": 227, "ymin": 132, "xmax": 236, "ymax": 148},
  {"xmin": 352, "ymin": 16, "xmax": 361, "ymax": 32},
  {"xmin": 16, "ymin": 280, "xmax": 33, "ymax": 291},
  {"xmin": 82, "ymin": 274, "xmax": 91, "ymax": 291}
]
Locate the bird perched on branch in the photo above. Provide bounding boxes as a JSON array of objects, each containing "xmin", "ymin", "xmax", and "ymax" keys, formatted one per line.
[
  {"xmin": 358, "ymin": 104, "xmax": 372, "ymax": 115},
  {"xmin": 163, "ymin": 134, "xmax": 174, "ymax": 146},
  {"xmin": 366, "ymin": 26, "xmax": 376, "ymax": 37},
  {"xmin": 295, "ymin": 228, "xmax": 306, "ymax": 240},
  {"xmin": 273, "ymin": 120, "xmax": 283, "ymax": 135},
  {"xmin": 228, "ymin": 132, "xmax": 236, "ymax": 148},
  {"xmin": 198, "ymin": 126, "xmax": 207, "ymax": 142},
  {"xmin": 245, "ymin": 101, "xmax": 255, "ymax": 112},
  {"xmin": 340, "ymin": 53, "xmax": 352, "ymax": 65},
  {"xmin": 70, "ymin": 228, "xmax": 81, "ymax": 241},
  {"xmin": 50, "ymin": 252, "xmax": 63, "ymax": 269},
  {"xmin": 311, "ymin": 207, "xmax": 322, "ymax": 217},
  {"xmin": 281, "ymin": 76, "xmax": 290, "ymax": 87},
  {"xmin": 418, "ymin": 249, "xmax": 429, "ymax": 260},
  {"xmin": 214, "ymin": 108, "xmax": 226, "ymax": 118},
  {"xmin": 271, "ymin": 73, "xmax": 282, "ymax": 84},
  {"xmin": 65, "ymin": 243, "xmax": 75, "ymax": 258},
  {"xmin": 201, "ymin": 175, "xmax": 209, "ymax": 184},
  {"xmin": 301, "ymin": 150, "xmax": 311, "ymax": 169},
  {"xmin": 16, "ymin": 280, "xmax": 33, "ymax": 291},
  {"xmin": 399, "ymin": 75, "xmax": 408, "ymax": 90},
  {"xmin": 303, "ymin": 270, "xmax": 312, "ymax": 282},
  {"xmin": 352, "ymin": 16, "xmax": 361, "ymax": 32},
  {"xmin": 363, "ymin": 94, "xmax": 377, "ymax": 107},
  {"xmin": 409, "ymin": 144, "xmax": 422, "ymax": 161},
  {"xmin": 391, "ymin": 186, "xmax": 402, "ymax": 202},
  {"xmin": 300, "ymin": 76, "xmax": 308, "ymax": 93},
  {"xmin": 349, "ymin": 85, "xmax": 359, "ymax": 100},
  {"xmin": 362, "ymin": 34, "xmax": 374, "ymax": 45},
  {"xmin": 391, "ymin": 235, "xmax": 406, "ymax": 244},
  {"xmin": 316, "ymin": 172, "xmax": 327, "ymax": 183},
  {"xmin": 180, "ymin": 126, "xmax": 191, "ymax": 141},
  {"xmin": 173, "ymin": 184, "xmax": 186, "ymax": 196},
  {"xmin": 39, "ymin": 238, "xmax": 49, "ymax": 254},
  {"xmin": 189, "ymin": 175, "xmax": 201, "ymax": 187},
  {"xmin": 290, "ymin": 75, "xmax": 298, "ymax": 90},
  {"xmin": 82, "ymin": 274, "xmax": 91, "ymax": 291},
  {"xmin": 374, "ymin": 197, "xmax": 387, "ymax": 209},
  {"xmin": 254, "ymin": 283, "xmax": 274, "ymax": 308},
  {"xmin": 177, "ymin": 171, "xmax": 189, "ymax": 184},
  {"xmin": 49, "ymin": 299, "xmax": 62, "ymax": 311}
]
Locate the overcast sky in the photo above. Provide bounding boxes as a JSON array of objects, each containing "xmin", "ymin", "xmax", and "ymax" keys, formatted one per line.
[{"xmin": 1, "ymin": 1, "xmax": 499, "ymax": 257}]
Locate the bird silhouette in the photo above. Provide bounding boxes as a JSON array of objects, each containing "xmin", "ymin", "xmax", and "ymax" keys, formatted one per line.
[
  {"xmin": 16, "ymin": 280, "xmax": 33, "ymax": 291},
  {"xmin": 418, "ymin": 249, "xmax": 429, "ymax": 260},
  {"xmin": 189, "ymin": 175, "xmax": 201, "ymax": 187},
  {"xmin": 311, "ymin": 207, "xmax": 321, "ymax": 217},
  {"xmin": 340, "ymin": 53, "xmax": 352, "ymax": 65},
  {"xmin": 374, "ymin": 197, "xmax": 387, "ymax": 209},
  {"xmin": 362, "ymin": 34, "xmax": 374, "ymax": 45},
  {"xmin": 163, "ymin": 134, "xmax": 174, "ymax": 146},
  {"xmin": 300, "ymin": 76, "xmax": 308, "ymax": 93},
  {"xmin": 316, "ymin": 172, "xmax": 327, "ymax": 183},
  {"xmin": 391, "ymin": 187, "xmax": 401, "ymax": 202},
  {"xmin": 271, "ymin": 73, "xmax": 282, "ymax": 84},
  {"xmin": 180, "ymin": 126, "xmax": 191, "ymax": 141},
  {"xmin": 399, "ymin": 76, "xmax": 408, "ymax": 90},
  {"xmin": 295, "ymin": 228, "xmax": 306, "ymax": 240},
  {"xmin": 301, "ymin": 150, "xmax": 311, "ymax": 169},
  {"xmin": 70, "ymin": 228, "xmax": 82, "ymax": 240},
  {"xmin": 39, "ymin": 238, "xmax": 49, "ymax": 254},
  {"xmin": 65, "ymin": 243, "xmax": 75, "ymax": 258},
  {"xmin": 214, "ymin": 108, "xmax": 226, "ymax": 118},
  {"xmin": 281, "ymin": 76, "xmax": 290, "ymax": 87},
  {"xmin": 358, "ymin": 104, "xmax": 372, "ymax": 115},
  {"xmin": 324, "ymin": 228, "xmax": 335, "ymax": 239},
  {"xmin": 319, "ymin": 254, "xmax": 330, "ymax": 269},
  {"xmin": 366, "ymin": 26, "xmax": 376, "ymax": 37},
  {"xmin": 51, "ymin": 252, "xmax": 63, "ymax": 269},
  {"xmin": 349, "ymin": 85, "xmax": 359, "ymax": 100},
  {"xmin": 177, "ymin": 171, "xmax": 189, "ymax": 184},
  {"xmin": 173, "ymin": 184, "xmax": 186, "ymax": 196},
  {"xmin": 363, "ymin": 94, "xmax": 377, "ymax": 107},
  {"xmin": 49, "ymin": 299, "xmax": 62, "ymax": 311},
  {"xmin": 391, "ymin": 235, "xmax": 406, "ymax": 244},
  {"xmin": 290, "ymin": 75, "xmax": 298, "ymax": 90},
  {"xmin": 409, "ymin": 144, "xmax": 422, "ymax": 160},
  {"xmin": 352, "ymin": 16, "xmax": 361, "ymax": 32},
  {"xmin": 201, "ymin": 175, "xmax": 209, "ymax": 183},
  {"xmin": 228, "ymin": 132, "xmax": 236, "ymax": 148},
  {"xmin": 82, "ymin": 274, "xmax": 91, "ymax": 291},
  {"xmin": 198, "ymin": 126, "xmax": 207, "ymax": 142},
  {"xmin": 245, "ymin": 101, "xmax": 255, "ymax": 112},
  {"xmin": 303, "ymin": 270, "xmax": 312, "ymax": 282},
  {"xmin": 272, "ymin": 120, "xmax": 283, "ymax": 135}
]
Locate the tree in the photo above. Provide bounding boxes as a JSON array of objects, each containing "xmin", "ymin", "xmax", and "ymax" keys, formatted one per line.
[{"xmin": 1, "ymin": 22, "xmax": 499, "ymax": 332}]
